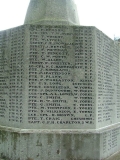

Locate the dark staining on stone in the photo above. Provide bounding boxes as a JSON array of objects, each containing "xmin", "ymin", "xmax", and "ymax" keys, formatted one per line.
[
  {"xmin": 27, "ymin": 158, "xmax": 34, "ymax": 160},
  {"xmin": 11, "ymin": 132, "xmax": 20, "ymax": 151},
  {"xmin": 36, "ymin": 134, "xmax": 42, "ymax": 146},
  {"xmin": 0, "ymin": 153, "xmax": 10, "ymax": 160},
  {"xmin": 47, "ymin": 134, "xmax": 53, "ymax": 145},
  {"xmin": 26, "ymin": 158, "xmax": 34, "ymax": 160},
  {"xmin": 62, "ymin": 134, "xmax": 73, "ymax": 160},
  {"xmin": 57, "ymin": 149, "xmax": 60, "ymax": 154},
  {"xmin": 74, "ymin": 134, "xmax": 81, "ymax": 150},
  {"xmin": 0, "ymin": 130, "xmax": 8, "ymax": 143},
  {"xmin": 22, "ymin": 133, "xmax": 30, "ymax": 139},
  {"xmin": 36, "ymin": 139, "xmax": 42, "ymax": 146}
]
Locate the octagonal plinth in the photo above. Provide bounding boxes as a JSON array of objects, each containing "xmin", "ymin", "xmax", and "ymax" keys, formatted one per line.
[{"xmin": 1, "ymin": 124, "xmax": 120, "ymax": 160}]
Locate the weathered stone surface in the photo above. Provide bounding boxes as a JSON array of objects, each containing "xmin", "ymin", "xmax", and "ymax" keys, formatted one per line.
[
  {"xmin": 0, "ymin": 25, "xmax": 120, "ymax": 130},
  {"xmin": 0, "ymin": 124, "xmax": 120, "ymax": 160},
  {"xmin": 105, "ymin": 151, "xmax": 120, "ymax": 160},
  {"xmin": 24, "ymin": 0, "xmax": 80, "ymax": 25}
]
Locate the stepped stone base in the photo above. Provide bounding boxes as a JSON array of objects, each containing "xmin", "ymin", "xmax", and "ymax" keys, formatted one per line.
[{"xmin": 0, "ymin": 124, "xmax": 120, "ymax": 160}]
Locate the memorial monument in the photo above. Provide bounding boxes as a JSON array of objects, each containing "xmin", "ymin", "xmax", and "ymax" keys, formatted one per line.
[{"xmin": 0, "ymin": 0, "xmax": 120, "ymax": 159}]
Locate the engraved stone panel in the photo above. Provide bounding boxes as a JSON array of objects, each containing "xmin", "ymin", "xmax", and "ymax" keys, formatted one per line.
[
  {"xmin": 0, "ymin": 31, "xmax": 9, "ymax": 120},
  {"xmin": 0, "ymin": 26, "xmax": 25, "ymax": 128},
  {"xmin": 9, "ymin": 27, "xmax": 25, "ymax": 123},
  {"xmin": 0, "ymin": 25, "xmax": 120, "ymax": 129},
  {"xmin": 96, "ymin": 29, "xmax": 120, "ymax": 128},
  {"xmin": 27, "ymin": 25, "xmax": 96, "ymax": 129}
]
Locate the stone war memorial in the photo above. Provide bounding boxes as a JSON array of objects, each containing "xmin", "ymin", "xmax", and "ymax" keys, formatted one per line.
[{"xmin": 0, "ymin": 0, "xmax": 120, "ymax": 159}]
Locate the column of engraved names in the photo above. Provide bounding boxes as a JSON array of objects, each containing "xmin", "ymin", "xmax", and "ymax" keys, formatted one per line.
[
  {"xmin": 28, "ymin": 26, "xmax": 76, "ymax": 124},
  {"xmin": 28, "ymin": 26, "xmax": 96, "ymax": 127},
  {"xmin": 97, "ymin": 31, "xmax": 118, "ymax": 124},
  {"xmin": 28, "ymin": 26, "xmax": 43, "ymax": 123},
  {"xmin": 0, "ymin": 31, "xmax": 8, "ymax": 119},
  {"xmin": 9, "ymin": 27, "xmax": 24, "ymax": 123},
  {"xmin": 113, "ymin": 47, "xmax": 120, "ymax": 120},
  {"xmin": 73, "ymin": 27, "xmax": 95, "ymax": 125},
  {"xmin": 102, "ymin": 129, "xmax": 119, "ymax": 154},
  {"xmin": 42, "ymin": 30, "xmax": 74, "ymax": 125}
]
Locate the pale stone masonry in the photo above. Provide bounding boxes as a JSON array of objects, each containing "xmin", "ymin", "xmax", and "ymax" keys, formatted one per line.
[
  {"xmin": 0, "ymin": 25, "xmax": 120, "ymax": 130},
  {"xmin": 24, "ymin": 0, "xmax": 80, "ymax": 25},
  {"xmin": 0, "ymin": 25, "xmax": 120, "ymax": 160}
]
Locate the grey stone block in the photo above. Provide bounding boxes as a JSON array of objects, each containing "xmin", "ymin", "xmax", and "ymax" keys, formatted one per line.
[
  {"xmin": 24, "ymin": 0, "xmax": 80, "ymax": 26},
  {"xmin": 0, "ymin": 124, "xmax": 120, "ymax": 160},
  {"xmin": 0, "ymin": 25, "xmax": 120, "ymax": 130}
]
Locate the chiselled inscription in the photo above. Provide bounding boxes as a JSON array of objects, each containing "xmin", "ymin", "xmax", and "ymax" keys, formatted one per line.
[
  {"xmin": 8, "ymin": 27, "xmax": 25, "ymax": 123},
  {"xmin": 0, "ymin": 25, "xmax": 120, "ymax": 129},
  {"xmin": 102, "ymin": 129, "xmax": 120, "ymax": 155},
  {"xmin": 28, "ymin": 26, "xmax": 95, "ymax": 127},
  {"xmin": 97, "ymin": 30, "xmax": 120, "ymax": 126},
  {"xmin": 0, "ymin": 31, "xmax": 8, "ymax": 118}
]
